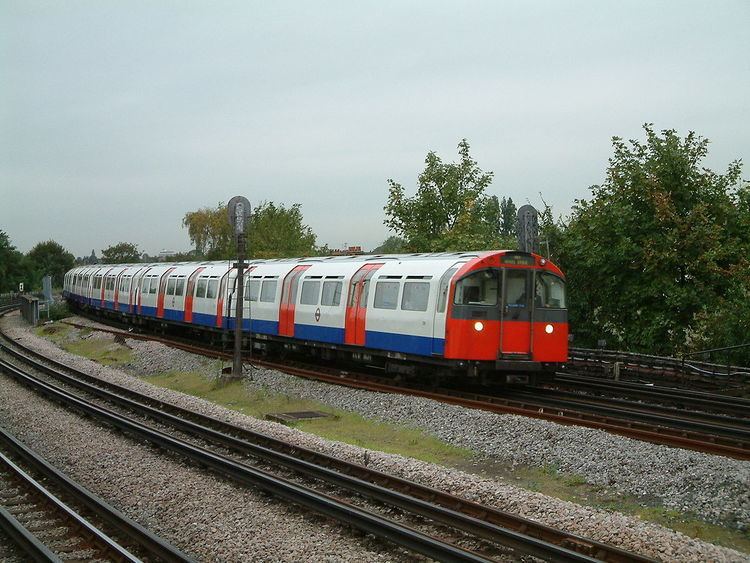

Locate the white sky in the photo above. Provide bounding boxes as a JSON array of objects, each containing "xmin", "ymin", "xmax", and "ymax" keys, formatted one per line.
[{"xmin": 2, "ymin": 1, "xmax": 748, "ymax": 257}]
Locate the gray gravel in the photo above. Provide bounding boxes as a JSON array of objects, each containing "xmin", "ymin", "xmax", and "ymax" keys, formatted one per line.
[
  {"xmin": 245, "ymin": 369, "xmax": 750, "ymax": 529},
  {"xmin": 3, "ymin": 312, "xmax": 749, "ymax": 561},
  {"xmin": 0, "ymin": 356, "xmax": 411, "ymax": 559}
]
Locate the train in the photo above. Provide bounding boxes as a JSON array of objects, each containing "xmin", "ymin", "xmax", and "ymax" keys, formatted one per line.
[{"xmin": 63, "ymin": 250, "xmax": 568, "ymax": 384}]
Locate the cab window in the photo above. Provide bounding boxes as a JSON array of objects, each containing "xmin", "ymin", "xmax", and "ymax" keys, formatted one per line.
[
  {"xmin": 535, "ymin": 272, "xmax": 566, "ymax": 308},
  {"xmin": 453, "ymin": 270, "xmax": 498, "ymax": 306}
]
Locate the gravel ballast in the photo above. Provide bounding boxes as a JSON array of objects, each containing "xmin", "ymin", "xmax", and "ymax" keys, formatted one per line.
[{"xmin": 2, "ymin": 312, "xmax": 748, "ymax": 561}]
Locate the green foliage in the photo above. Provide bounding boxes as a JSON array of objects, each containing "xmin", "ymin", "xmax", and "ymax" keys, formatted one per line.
[
  {"xmin": 47, "ymin": 301, "xmax": 72, "ymax": 321},
  {"xmin": 688, "ymin": 259, "xmax": 750, "ymax": 365},
  {"xmin": 101, "ymin": 242, "xmax": 141, "ymax": 264},
  {"xmin": 499, "ymin": 197, "xmax": 517, "ymax": 237},
  {"xmin": 371, "ymin": 236, "xmax": 407, "ymax": 254},
  {"xmin": 248, "ymin": 201, "xmax": 317, "ymax": 258},
  {"xmin": 384, "ymin": 139, "xmax": 506, "ymax": 251},
  {"xmin": 558, "ymin": 124, "xmax": 748, "ymax": 354},
  {"xmin": 0, "ymin": 230, "xmax": 30, "ymax": 293},
  {"xmin": 26, "ymin": 240, "xmax": 75, "ymax": 289},
  {"xmin": 182, "ymin": 202, "xmax": 232, "ymax": 258},
  {"xmin": 182, "ymin": 201, "xmax": 318, "ymax": 259}
]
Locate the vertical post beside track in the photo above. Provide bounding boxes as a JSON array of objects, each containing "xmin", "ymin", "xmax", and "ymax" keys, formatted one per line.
[{"xmin": 228, "ymin": 196, "xmax": 252, "ymax": 379}]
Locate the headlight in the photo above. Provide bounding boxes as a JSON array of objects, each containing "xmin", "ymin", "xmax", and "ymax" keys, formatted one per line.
[
  {"xmin": 545, "ymin": 324, "xmax": 554, "ymax": 334},
  {"xmin": 474, "ymin": 321, "xmax": 484, "ymax": 332}
]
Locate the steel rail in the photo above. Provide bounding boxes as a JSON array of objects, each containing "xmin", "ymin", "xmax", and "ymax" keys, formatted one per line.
[
  {"xmin": 0, "ymin": 448, "xmax": 139, "ymax": 562},
  {"xmin": 502, "ymin": 389, "xmax": 750, "ymax": 440},
  {"xmin": 0, "ymin": 426, "xmax": 194, "ymax": 563},
  {"xmin": 0, "ymin": 505, "xmax": 60, "ymax": 563},
  {"xmin": 47, "ymin": 319, "xmax": 750, "ymax": 459},
  {"xmin": 506, "ymin": 388, "xmax": 750, "ymax": 436},
  {"xmin": 551, "ymin": 374, "xmax": 750, "ymax": 418},
  {"xmin": 0, "ymin": 342, "xmax": 652, "ymax": 563},
  {"xmin": 0, "ymin": 358, "xmax": 501, "ymax": 563}
]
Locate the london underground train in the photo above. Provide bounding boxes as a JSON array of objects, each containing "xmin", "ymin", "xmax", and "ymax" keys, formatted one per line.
[{"xmin": 63, "ymin": 250, "xmax": 567, "ymax": 383}]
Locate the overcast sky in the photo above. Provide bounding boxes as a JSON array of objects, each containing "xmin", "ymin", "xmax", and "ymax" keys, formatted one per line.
[{"xmin": 2, "ymin": 1, "xmax": 748, "ymax": 258}]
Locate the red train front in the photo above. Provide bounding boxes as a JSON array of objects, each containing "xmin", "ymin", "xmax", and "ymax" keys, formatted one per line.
[{"xmin": 444, "ymin": 251, "xmax": 567, "ymax": 383}]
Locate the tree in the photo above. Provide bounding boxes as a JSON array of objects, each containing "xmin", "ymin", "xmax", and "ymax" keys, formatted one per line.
[
  {"xmin": 26, "ymin": 240, "xmax": 75, "ymax": 289},
  {"xmin": 182, "ymin": 201, "xmax": 318, "ymax": 259},
  {"xmin": 688, "ymin": 259, "xmax": 750, "ymax": 366},
  {"xmin": 248, "ymin": 201, "xmax": 317, "ymax": 258},
  {"xmin": 0, "ymin": 231, "xmax": 29, "ymax": 293},
  {"xmin": 558, "ymin": 124, "xmax": 748, "ymax": 354},
  {"xmin": 182, "ymin": 203, "xmax": 232, "ymax": 258},
  {"xmin": 499, "ymin": 197, "xmax": 517, "ymax": 237},
  {"xmin": 384, "ymin": 139, "xmax": 503, "ymax": 251},
  {"xmin": 371, "ymin": 236, "xmax": 407, "ymax": 254},
  {"xmin": 101, "ymin": 242, "xmax": 141, "ymax": 264}
]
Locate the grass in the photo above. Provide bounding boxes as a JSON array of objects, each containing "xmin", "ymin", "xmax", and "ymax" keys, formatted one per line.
[
  {"xmin": 145, "ymin": 370, "xmax": 472, "ymax": 466},
  {"xmin": 465, "ymin": 461, "xmax": 750, "ymax": 553},
  {"xmin": 35, "ymin": 322, "xmax": 133, "ymax": 366}
]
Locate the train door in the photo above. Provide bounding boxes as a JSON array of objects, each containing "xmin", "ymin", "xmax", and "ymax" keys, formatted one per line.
[
  {"xmin": 99, "ymin": 267, "xmax": 114, "ymax": 308},
  {"xmin": 183, "ymin": 267, "xmax": 206, "ymax": 323},
  {"xmin": 129, "ymin": 267, "xmax": 149, "ymax": 314},
  {"xmin": 156, "ymin": 267, "xmax": 177, "ymax": 319},
  {"xmin": 431, "ymin": 262, "xmax": 465, "ymax": 355},
  {"xmin": 500, "ymin": 269, "xmax": 533, "ymax": 356},
  {"xmin": 344, "ymin": 263, "xmax": 383, "ymax": 346},
  {"xmin": 226, "ymin": 266, "xmax": 257, "ymax": 329},
  {"xmin": 278, "ymin": 265, "xmax": 310, "ymax": 337},
  {"xmin": 113, "ymin": 269, "xmax": 127, "ymax": 311}
]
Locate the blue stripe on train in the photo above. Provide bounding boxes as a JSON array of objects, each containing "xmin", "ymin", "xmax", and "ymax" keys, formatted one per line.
[
  {"xmin": 225, "ymin": 318, "xmax": 279, "ymax": 336},
  {"xmin": 365, "ymin": 330, "xmax": 444, "ymax": 357},
  {"xmin": 293, "ymin": 323, "xmax": 345, "ymax": 344},
  {"xmin": 162, "ymin": 308, "xmax": 184, "ymax": 322}
]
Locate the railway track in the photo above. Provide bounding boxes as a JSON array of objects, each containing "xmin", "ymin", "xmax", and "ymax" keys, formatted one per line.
[
  {"xmin": 0, "ymin": 315, "xmax": 655, "ymax": 562},
  {"xmin": 0, "ymin": 426, "xmax": 192, "ymax": 562},
  {"xmin": 53, "ymin": 317, "xmax": 750, "ymax": 460},
  {"xmin": 548, "ymin": 373, "xmax": 750, "ymax": 418}
]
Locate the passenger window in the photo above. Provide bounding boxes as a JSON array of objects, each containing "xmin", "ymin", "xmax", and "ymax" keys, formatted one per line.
[
  {"xmin": 175, "ymin": 278, "xmax": 185, "ymax": 296},
  {"xmin": 374, "ymin": 281, "xmax": 400, "ymax": 310},
  {"xmin": 206, "ymin": 279, "xmax": 218, "ymax": 299},
  {"xmin": 196, "ymin": 278, "xmax": 207, "ymax": 298},
  {"xmin": 167, "ymin": 278, "xmax": 177, "ymax": 296},
  {"xmin": 149, "ymin": 277, "xmax": 157, "ymax": 294},
  {"xmin": 454, "ymin": 270, "xmax": 498, "ymax": 306},
  {"xmin": 401, "ymin": 282, "xmax": 430, "ymax": 312},
  {"xmin": 321, "ymin": 281, "xmax": 342, "ymax": 306},
  {"xmin": 300, "ymin": 280, "xmax": 320, "ymax": 305},
  {"xmin": 535, "ymin": 272, "xmax": 566, "ymax": 308},
  {"xmin": 260, "ymin": 280, "xmax": 277, "ymax": 302},
  {"xmin": 245, "ymin": 280, "xmax": 260, "ymax": 301}
]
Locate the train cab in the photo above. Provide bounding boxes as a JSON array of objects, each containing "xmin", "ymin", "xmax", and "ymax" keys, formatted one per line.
[{"xmin": 444, "ymin": 251, "xmax": 567, "ymax": 382}]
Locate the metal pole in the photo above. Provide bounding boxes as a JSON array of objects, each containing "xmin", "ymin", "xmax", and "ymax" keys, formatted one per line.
[{"xmin": 233, "ymin": 233, "xmax": 245, "ymax": 378}]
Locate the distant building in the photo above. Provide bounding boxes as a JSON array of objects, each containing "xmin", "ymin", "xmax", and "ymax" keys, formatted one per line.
[
  {"xmin": 331, "ymin": 245, "xmax": 365, "ymax": 256},
  {"xmin": 158, "ymin": 249, "xmax": 178, "ymax": 261}
]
